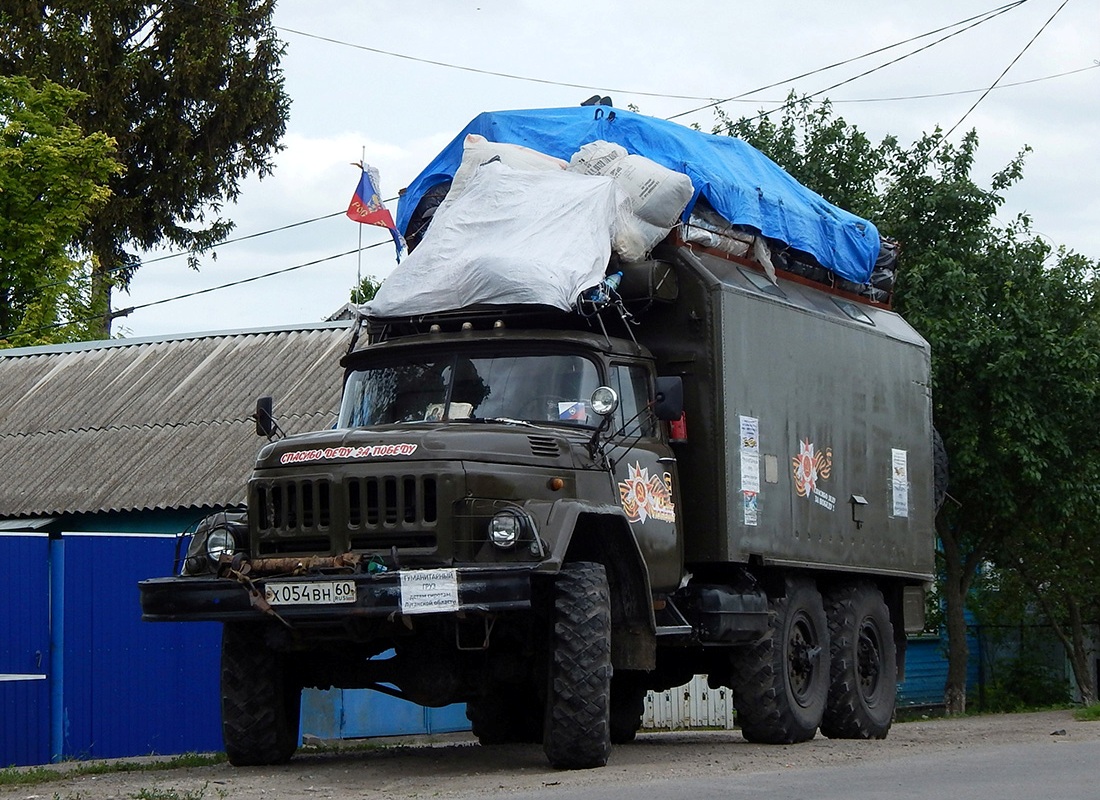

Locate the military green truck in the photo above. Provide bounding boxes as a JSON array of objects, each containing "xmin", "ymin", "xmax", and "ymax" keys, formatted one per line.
[{"xmin": 140, "ymin": 106, "xmax": 938, "ymax": 770}]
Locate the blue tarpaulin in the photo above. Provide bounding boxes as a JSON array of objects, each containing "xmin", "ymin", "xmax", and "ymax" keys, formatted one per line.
[{"xmin": 396, "ymin": 106, "xmax": 880, "ymax": 283}]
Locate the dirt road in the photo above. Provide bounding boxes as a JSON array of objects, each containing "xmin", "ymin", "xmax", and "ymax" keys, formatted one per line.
[{"xmin": 7, "ymin": 710, "xmax": 1098, "ymax": 800}]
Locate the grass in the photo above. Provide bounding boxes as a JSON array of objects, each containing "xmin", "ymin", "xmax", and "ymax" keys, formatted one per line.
[
  {"xmin": 1073, "ymin": 704, "xmax": 1100, "ymax": 722},
  {"xmin": 131, "ymin": 783, "xmax": 225, "ymax": 800},
  {"xmin": 0, "ymin": 752, "xmax": 225, "ymax": 789}
]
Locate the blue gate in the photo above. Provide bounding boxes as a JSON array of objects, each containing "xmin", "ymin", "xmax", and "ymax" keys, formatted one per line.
[
  {"xmin": 0, "ymin": 530, "xmax": 224, "ymax": 767},
  {"xmin": 60, "ymin": 533, "xmax": 223, "ymax": 760},
  {"xmin": 0, "ymin": 533, "xmax": 51, "ymax": 767}
]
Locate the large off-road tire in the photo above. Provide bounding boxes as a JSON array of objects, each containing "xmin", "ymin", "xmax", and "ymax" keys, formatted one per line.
[
  {"xmin": 731, "ymin": 578, "xmax": 829, "ymax": 744},
  {"xmin": 820, "ymin": 583, "xmax": 897, "ymax": 740},
  {"xmin": 609, "ymin": 670, "xmax": 648, "ymax": 744},
  {"xmin": 467, "ymin": 686, "xmax": 542, "ymax": 745},
  {"xmin": 543, "ymin": 562, "xmax": 612, "ymax": 769},
  {"xmin": 221, "ymin": 623, "xmax": 301, "ymax": 766}
]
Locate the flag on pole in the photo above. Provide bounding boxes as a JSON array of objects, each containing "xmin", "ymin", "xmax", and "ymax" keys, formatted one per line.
[{"xmin": 347, "ymin": 163, "xmax": 405, "ymax": 261}]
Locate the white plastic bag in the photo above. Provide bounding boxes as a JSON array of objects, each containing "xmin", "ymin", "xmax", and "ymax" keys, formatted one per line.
[
  {"xmin": 367, "ymin": 161, "xmax": 631, "ymax": 318},
  {"xmin": 447, "ymin": 134, "xmax": 567, "ymax": 203},
  {"xmin": 567, "ymin": 140, "xmax": 694, "ymax": 259}
]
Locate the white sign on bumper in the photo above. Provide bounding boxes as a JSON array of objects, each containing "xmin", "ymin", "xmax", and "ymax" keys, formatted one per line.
[{"xmin": 399, "ymin": 568, "xmax": 460, "ymax": 614}]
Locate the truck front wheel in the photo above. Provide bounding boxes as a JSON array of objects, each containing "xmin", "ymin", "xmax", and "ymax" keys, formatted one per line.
[
  {"xmin": 820, "ymin": 583, "xmax": 896, "ymax": 739},
  {"xmin": 543, "ymin": 562, "xmax": 612, "ymax": 769},
  {"xmin": 467, "ymin": 685, "xmax": 542, "ymax": 745},
  {"xmin": 732, "ymin": 578, "xmax": 829, "ymax": 744},
  {"xmin": 221, "ymin": 623, "xmax": 301, "ymax": 766}
]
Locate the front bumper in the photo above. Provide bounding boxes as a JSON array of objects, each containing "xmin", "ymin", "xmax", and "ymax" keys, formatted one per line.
[{"xmin": 139, "ymin": 567, "xmax": 535, "ymax": 623}]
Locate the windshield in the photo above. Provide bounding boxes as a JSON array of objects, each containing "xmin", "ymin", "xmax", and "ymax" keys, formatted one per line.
[{"xmin": 338, "ymin": 352, "xmax": 603, "ymax": 428}]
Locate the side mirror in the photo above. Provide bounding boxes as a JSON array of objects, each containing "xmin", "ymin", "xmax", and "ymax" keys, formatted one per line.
[
  {"xmin": 653, "ymin": 377, "xmax": 683, "ymax": 421},
  {"xmin": 255, "ymin": 396, "xmax": 276, "ymax": 438}
]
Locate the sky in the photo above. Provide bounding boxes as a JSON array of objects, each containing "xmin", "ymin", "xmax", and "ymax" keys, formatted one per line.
[{"xmin": 117, "ymin": 0, "xmax": 1099, "ymax": 339}]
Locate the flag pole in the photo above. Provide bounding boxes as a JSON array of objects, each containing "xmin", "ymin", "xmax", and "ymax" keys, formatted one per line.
[{"xmin": 355, "ymin": 147, "xmax": 365, "ymax": 304}]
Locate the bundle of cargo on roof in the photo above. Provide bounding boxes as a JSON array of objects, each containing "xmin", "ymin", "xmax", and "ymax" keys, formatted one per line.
[{"xmin": 375, "ymin": 106, "xmax": 894, "ymax": 321}]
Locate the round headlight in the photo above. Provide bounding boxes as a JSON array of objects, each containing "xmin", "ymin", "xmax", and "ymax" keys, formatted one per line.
[
  {"xmin": 489, "ymin": 512, "xmax": 521, "ymax": 549},
  {"xmin": 206, "ymin": 527, "xmax": 237, "ymax": 562},
  {"xmin": 590, "ymin": 386, "xmax": 619, "ymax": 417}
]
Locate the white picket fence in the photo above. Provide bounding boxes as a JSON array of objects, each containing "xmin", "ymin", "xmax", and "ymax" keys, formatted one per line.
[{"xmin": 642, "ymin": 675, "xmax": 737, "ymax": 730}]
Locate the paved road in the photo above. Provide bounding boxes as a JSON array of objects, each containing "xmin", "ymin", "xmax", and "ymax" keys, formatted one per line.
[
  {"xmin": 498, "ymin": 738, "xmax": 1098, "ymax": 800},
  {"xmin": 6, "ymin": 710, "xmax": 1098, "ymax": 800}
]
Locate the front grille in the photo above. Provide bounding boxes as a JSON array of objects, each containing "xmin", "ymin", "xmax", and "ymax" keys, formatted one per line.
[
  {"xmin": 346, "ymin": 475, "xmax": 438, "ymax": 526},
  {"xmin": 252, "ymin": 474, "xmax": 440, "ymax": 556},
  {"xmin": 254, "ymin": 480, "xmax": 331, "ymax": 530}
]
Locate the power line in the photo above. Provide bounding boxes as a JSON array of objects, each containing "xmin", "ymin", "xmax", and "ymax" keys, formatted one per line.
[
  {"xmin": 668, "ymin": 0, "xmax": 1029, "ymax": 124},
  {"xmin": 31, "ymin": 209, "xmax": 351, "ymax": 299},
  {"xmin": 140, "ymin": 209, "xmax": 346, "ymax": 265},
  {"xmin": 4, "ymin": 242, "xmax": 388, "ymax": 340},
  {"xmin": 274, "ymin": 24, "xmax": 722, "ymax": 102},
  {"xmin": 828, "ymin": 62, "xmax": 1098, "ymax": 104},
  {"xmin": 664, "ymin": 0, "xmax": 1029, "ymax": 120},
  {"xmin": 275, "ymin": 1, "xmax": 1030, "ymax": 109},
  {"xmin": 122, "ymin": 247, "xmax": 366, "ymax": 313},
  {"xmin": 943, "ymin": 0, "xmax": 1074, "ymax": 140}
]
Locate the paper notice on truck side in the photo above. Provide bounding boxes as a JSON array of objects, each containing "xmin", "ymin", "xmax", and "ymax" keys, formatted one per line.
[
  {"xmin": 740, "ymin": 416, "xmax": 761, "ymax": 525},
  {"xmin": 891, "ymin": 449, "xmax": 909, "ymax": 518}
]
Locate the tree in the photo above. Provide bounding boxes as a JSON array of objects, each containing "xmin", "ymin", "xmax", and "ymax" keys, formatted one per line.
[
  {"xmin": 0, "ymin": 75, "xmax": 120, "ymax": 347},
  {"xmin": 979, "ymin": 245, "xmax": 1100, "ymax": 705},
  {"xmin": 351, "ymin": 274, "xmax": 382, "ymax": 304},
  {"xmin": 0, "ymin": 0, "xmax": 290, "ymax": 338},
  {"xmin": 722, "ymin": 97, "xmax": 1100, "ymax": 713},
  {"xmin": 884, "ymin": 137, "xmax": 1100, "ymax": 711}
]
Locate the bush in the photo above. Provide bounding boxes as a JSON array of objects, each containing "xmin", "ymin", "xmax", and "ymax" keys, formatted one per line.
[{"xmin": 984, "ymin": 655, "xmax": 1069, "ymax": 711}]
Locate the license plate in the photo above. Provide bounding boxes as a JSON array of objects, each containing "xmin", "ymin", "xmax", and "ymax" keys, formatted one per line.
[{"xmin": 264, "ymin": 579, "xmax": 357, "ymax": 606}]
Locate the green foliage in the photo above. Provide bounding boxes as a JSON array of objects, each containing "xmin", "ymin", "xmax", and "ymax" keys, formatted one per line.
[
  {"xmin": 0, "ymin": 75, "xmax": 120, "ymax": 347},
  {"xmin": 0, "ymin": 1, "xmax": 290, "ymax": 337},
  {"xmin": 352, "ymin": 274, "xmax": 382, "ymax": 304},
  {"xmin": 1074, "ymin": 704, "xmax": 1100, "ymax": 721},
  {"xmin": 983, "ymin": 654, "xmax": 1070, "ymax": 712},
  {"xmin": 724, "ymin": 96, "xmax": 1100, "ymax": 710}
]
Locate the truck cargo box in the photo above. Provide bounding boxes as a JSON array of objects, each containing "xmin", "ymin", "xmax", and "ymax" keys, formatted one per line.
[{"xmin": 639, "ymin": 241, "xmax": 934, "ymax": 580}]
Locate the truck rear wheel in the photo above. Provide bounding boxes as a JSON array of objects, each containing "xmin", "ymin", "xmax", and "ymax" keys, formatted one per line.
[
  {"xmin": 821, "ymin": 583, "xmax": 896, "ymax": 739},
  {"xmin": 221, "ymin": 623, "xmax": 301, "ymax": 766},
  {"xmin": 732, "ymin": 578, "xmax": 828, "ymax": 744},
  {"xmin": 543, "ymin": 562, "xmax": 612, "ymax": 769}
]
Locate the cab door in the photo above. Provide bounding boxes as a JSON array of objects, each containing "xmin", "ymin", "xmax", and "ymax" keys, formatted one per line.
[{"xmin": 606, "ymin": 364, "xmax": 683, "ymax": 593}]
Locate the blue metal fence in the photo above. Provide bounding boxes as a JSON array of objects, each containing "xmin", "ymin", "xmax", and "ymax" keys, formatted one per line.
[
  {"xmin": 301, "ymin": 688, "xmax": 470, "ymax": 740},
  {"xmin": 0, "ymin": 533, "xmax": 51, "ymax": 767},
  {"xmin": 0, "ymin": 531, "xmax": 223, "ymax": 767},
  {"xmin": 897, "ymin": 634, "xmax": 980, "ymax": 708},
  {"xmin": 60, "ymin": 534, "xmax": 223, "ymax": 760}
]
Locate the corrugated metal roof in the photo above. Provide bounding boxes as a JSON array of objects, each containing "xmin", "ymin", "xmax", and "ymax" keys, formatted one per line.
[{"xmin": 0, "ymin": 324, "xmax": 352, "ymax": 517}]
